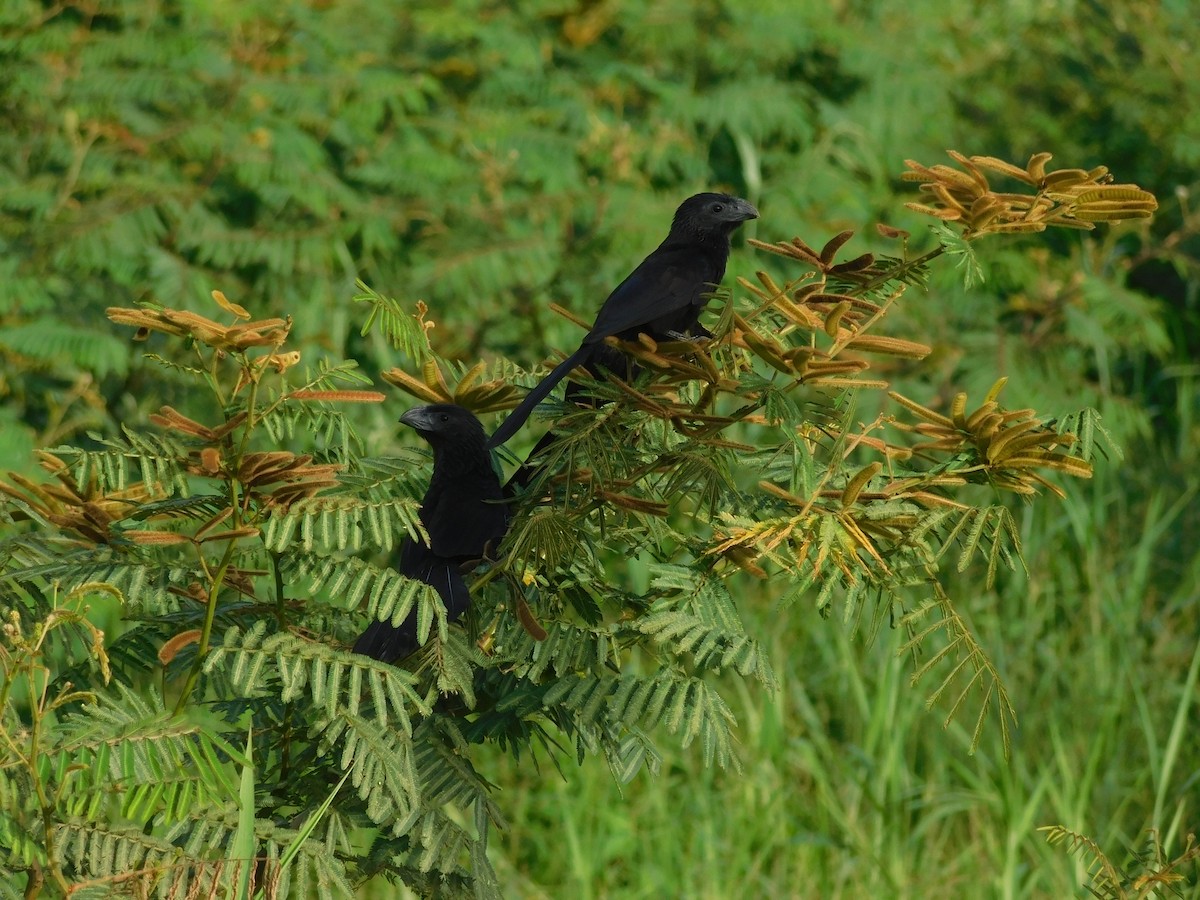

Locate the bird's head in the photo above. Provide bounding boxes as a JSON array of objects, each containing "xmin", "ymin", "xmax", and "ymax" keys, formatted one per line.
[
  {"xmin": 671, "ymin": 192, "xmax": 759, "ymax": 240},
  {"xmin": 400, "ymin": 404, "xmax": 488, "ymax": 450}
]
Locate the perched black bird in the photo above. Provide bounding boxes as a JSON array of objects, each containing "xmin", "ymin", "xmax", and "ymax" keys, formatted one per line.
[
  {"xmin": 488, "ymin": 192, "xmax": 758, "ymax": 449},
  {"xmin": 353, "ymin": 404, "xmax": 509, "ymax": 663}
]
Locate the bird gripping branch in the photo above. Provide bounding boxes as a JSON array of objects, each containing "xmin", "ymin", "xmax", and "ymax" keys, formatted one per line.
[{"xmin": 488, "ymin": 192, "xmax": 758, "ymax": 449}]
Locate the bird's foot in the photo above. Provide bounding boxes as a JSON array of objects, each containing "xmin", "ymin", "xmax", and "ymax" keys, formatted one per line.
[{"xmin": 665, "ymin": 328, "xmax": 712, "ymax": 343}]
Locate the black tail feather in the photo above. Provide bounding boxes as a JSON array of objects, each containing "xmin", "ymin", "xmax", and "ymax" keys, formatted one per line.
[
  {"xmin": 488, "ymin": 347, "xmax": 589, "ymax": 448},
  {"xmin": 352, "ymin": 561, "xmax": 471, "ymax": 663},
  {"xmin": 504, "ymin": 429, "xmax": 562, "ymax": 494}
]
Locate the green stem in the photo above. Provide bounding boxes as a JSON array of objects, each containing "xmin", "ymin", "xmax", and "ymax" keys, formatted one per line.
[
  {"xmin": 24, "ymin": 647, "xmax": 71, "ymax": 894},
  {"xmin": 173, "ymin": 357, "xmax": 264, "ymax": 714},
  {"xmin": 851, "ymin": 241, "xmax": 947, "ymax": 295},
  {"xmin": 173, "ymin": 538, "xmax": 239, "ymax": 715},
  {"xmin": 0, "ymin": 661, "xmax": 24, "ymax": 762},
  {"xmin": 270, "ymin": 550, "xmax": 293, "ymax": 781}
]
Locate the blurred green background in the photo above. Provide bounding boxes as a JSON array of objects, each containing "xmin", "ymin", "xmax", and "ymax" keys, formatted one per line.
[{"xmin": 2, "ymin": 0, "xmax": 1197, "ymax": 896}]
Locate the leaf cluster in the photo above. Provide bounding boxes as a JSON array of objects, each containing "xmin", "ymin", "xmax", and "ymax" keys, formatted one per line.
[{"xmin": 1040, "ymin": 826, "xmax": 1200, "ymax": 900}]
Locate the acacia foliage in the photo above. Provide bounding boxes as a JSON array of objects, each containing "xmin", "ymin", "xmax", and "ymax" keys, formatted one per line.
[{"xmin": 0, "ymin": 150, "xmax": 1155, "ymax": 895}]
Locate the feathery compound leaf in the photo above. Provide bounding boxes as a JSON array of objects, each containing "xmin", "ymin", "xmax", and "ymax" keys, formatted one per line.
[
  {"xmin": 632, "ymin": 609, "xmax": 776, "ymax": 687},
  {"xmin": 279, "ymin": 551, "xmax": 430, "ymax": 618},
  {"xmin": 544, "ymin": 670, "xmax": 739, "ymax": 769},
  {"xmin": 494, "ymin": 616, "xmax": 616, "ymax": 681},
  {"xmin": 324, "ymin": 711, "xmax": 421, "ymax": 826},
  {"xmin": 354, "ymin": 281, "xmax": 435, "ymax": 359},
  {"xmin": 210, "ymin": 628, "xmax": 429, "ymax": 734},
  {"xmin": 261, "ymin": 496, "xmax": 422, "ymax": 554},
  {"xmin": 900, "ymin": 585, "xmax": 1016, "ymax": 755},
  {"xmin": 1057, "ymin": 407, "xmax": 1123, "ymax": 462}
]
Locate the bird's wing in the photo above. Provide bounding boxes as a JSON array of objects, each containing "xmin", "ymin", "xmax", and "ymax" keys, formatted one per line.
[
  {"xmin": 587, "ymin": 246, "xmax": 718, "ymax": 342},
  {"xmin": 421, "ymin": 482, "xmax": 510, "ymax": 561}
]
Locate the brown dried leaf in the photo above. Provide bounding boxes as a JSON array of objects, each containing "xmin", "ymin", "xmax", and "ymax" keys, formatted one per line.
[
  {"xmin": 198, "ymin": 526, "xmax": 261, "ymax": 543},
  {"xmin": 803, "ymin": 359, "xmax": 870, "ymax": 376},
  {"xmin": 237, "ymin": 451, "xmax": 297, "ymax": 485},
  {"xmin": 194, "ymin": 507, "xmax": 234, "ymax": 540},
  {"xmin": 756, "ymin": 270, "xmax": 784, "ymax": 296},
  {"xmin": 747, "ymin": 237, "xmax": 823, "ymax": 267},
  {"xmin": 824, "ymin": 301, "xmax": 851, "ymax": 337},
  {"xmin": 286, "ymin": 390, "xmax": 387, "ymax": 403},
  {"xmin": 718, "ymin": 543, "xmax": 768, "ymax": 578},
  {"xmin": 515, "ymin": 596, "xmax": 548, "ymax": 640},
  {"xmin": 970, "ymin": 156, "xmax": 1037, "ymax": 185},
  {"xmin": 947, "ymin": 150, "xmax": 990, "ymax": 192},
  {"xmin": 200, "ymin": 447, "xmax": 223, "ymax": 474},
  {"xmin": 453, "ymin": 361, "xmax": 488, "ymax": 400},
  {"xmin": 125, "ymin": 530, "xmax": 191, "ymax": 546},
  {"xmin": 1071, "ymin": 205, "xmax": 1156, "ymax": 222},
  {"xmin": 905, "ymin": 202, "xmax": 961, "ymax": 221},
  {"xmin": 820, "ymin": 230, "xmax": 855, "ymax": 265},
  {"xmin": 211, "ymin": 290, "xmax": 250, "ymax": 320},
  {"xmin": 158, "ymin": 630, "xmax": 202, "ymax": 665},
  {"xmin": 828, "ymin": 253, "xmax": 875, "ymax": 275},
  {"xmin": 381, "ymin": 367, "xmax": 448, "ymax": 403},
  {"xmin": 596, "ymin": 490, "xmax": 669, "ymax": 516},
  {"xmin": 842, "ymin": 462, "xmax": 882, "ymax": 507},
  {"xmin": 902, "ymin": 159, "xmax": 938, "ymax": 181},
  {"xmin": 876, "ymin": 223, "xmax": 911, "ymax": 240},
  {"xmin": 208, "ymin": 412, "xmax": 248, "ymax": 441},
  {"xmin": 888, "ymin": 392, "xmax": 955, "ymax": 428},
  {"xmin": 964, "ymin": 401, "xmax": 999, "ymax": 432},
  {"xmin": 984, "ymin": 420, "xmax": 1044, "ymax": 463},
  {"xmin": 951, "ymin": 393, "xmax": 968, "ymax": 430},
  {"xmin": 1026, "ymin": 152, "xmax": 1054, "ymax": 182},
  {"xmin": 1040, "ymin": 168, "xmax": 1092, "ymax": 191},
  {"xmin": 548, "ymin": 302, "xmax": 592, "ymax": 331},
  {"xmin": 152, "ymin": 406, "xmax": 217, "ymax": 440},
  {"xmin": 984, "ymin": 377, "xmax": 1009, "ymax": 404},
  {"xmin": 843, "ymin": 335, "xmax": 931, "ymax": 359},
  {"xmin": 1000, "ymin": 453, "xmax": 1092, "ymax": 477},
  {"xmin": 422, "ymin": 358, "xmax": 452, "ymax": 398},
  {"xmin": 988, "ymin": 221, "xmax": 1054, "ymax": 234}
]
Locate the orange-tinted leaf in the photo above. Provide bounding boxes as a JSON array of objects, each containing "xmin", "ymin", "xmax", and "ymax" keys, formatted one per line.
[
  {"xmin": 158, "ymin": 630, "xmax": 202, "ymax": 665},
  {"xmin": 211, "ymin": 289, "xmax": 250, "ymax": 320}
]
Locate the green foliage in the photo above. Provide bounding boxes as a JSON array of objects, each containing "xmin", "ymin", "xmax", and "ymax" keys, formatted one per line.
[
  {"xmin": 2, "ymin": 1, "xmax": 1198, "ymax": 897},
  {"xmin": 0, "ymin": 146, "xmax": 1157, "ymax": 894}
]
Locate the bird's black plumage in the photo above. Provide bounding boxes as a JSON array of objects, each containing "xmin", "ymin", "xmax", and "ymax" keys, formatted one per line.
[
  {"xmin": 353, "ymin": 404, "xmax": 509, "ymax": 663},
  {"xmin": 488, "ymin": 192, "xmax": 758, "ymax": 449}
]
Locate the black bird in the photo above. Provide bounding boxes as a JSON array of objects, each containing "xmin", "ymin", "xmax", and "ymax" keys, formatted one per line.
[
  {"xmin": 488, "ymin": 192, "xmax": 759, "ymax": 450},
  {"xmin": 353, "ymin": 404, "xmax": 509, "ymax": 663}
]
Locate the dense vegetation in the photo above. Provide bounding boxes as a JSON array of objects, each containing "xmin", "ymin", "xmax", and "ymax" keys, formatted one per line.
[{"xmin": 1, "ymin": 1, "xmax": 1197, "ymax": 897}]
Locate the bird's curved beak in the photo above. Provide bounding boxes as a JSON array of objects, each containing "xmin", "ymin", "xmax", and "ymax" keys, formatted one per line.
[
  {"xmin": 735, "ymin": 199, "xmax": 760, "ymax": 222},
  {"xmin": 399, "ymin": 407, "xmax": 434, "ymax": 431}
]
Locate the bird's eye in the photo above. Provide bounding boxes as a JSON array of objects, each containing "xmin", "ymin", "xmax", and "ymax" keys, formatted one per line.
[
  {"xmin": 712, "ymin": 203, "xmax": 724, "ymax": 213},
  {"xmin": 439, "ymin": 413, "xmax": 450, "ymax": 423}
]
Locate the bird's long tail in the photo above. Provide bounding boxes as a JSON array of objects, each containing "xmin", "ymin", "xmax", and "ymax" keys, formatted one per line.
[
  {"xmin": 352, "ymin": 563, "xmax": 470, "ymax": 663},
  {"xmin": 501, "ymin": 345, "xmax": 641, "ymax": 489},
  {"xmin": 504, "ymin": 428, "xmax": 561, "ymax": 493},
  {"xmin": 488, "ymin": 347, "xmax": 589, "ymax": 449}
]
